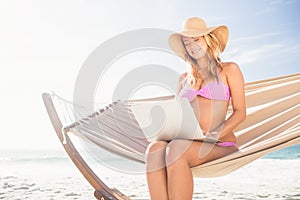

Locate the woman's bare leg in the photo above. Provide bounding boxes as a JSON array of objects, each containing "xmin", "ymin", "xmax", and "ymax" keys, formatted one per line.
[
  {"xmin": 145, "ymin": 141, "xmax": 169, "ymax": 200},
  {"xmin": 166, "ymin": 140, "xmax": 238, "ymax": 200}
]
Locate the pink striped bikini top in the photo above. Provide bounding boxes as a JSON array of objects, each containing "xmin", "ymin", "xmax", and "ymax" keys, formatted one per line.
[{"xmin": 178, "ymin": 76, "xmax": 231, "ymax": 102}]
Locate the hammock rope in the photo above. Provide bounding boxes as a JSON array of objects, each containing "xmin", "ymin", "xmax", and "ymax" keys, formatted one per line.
[{"xmin": 49, "ymin": 73, "xmax": 300, "ymax": 177}]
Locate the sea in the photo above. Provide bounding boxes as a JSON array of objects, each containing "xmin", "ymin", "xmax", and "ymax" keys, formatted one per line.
[{"xmin": 1, "ymin": 143, "xmax": 299, "ymax": 168}]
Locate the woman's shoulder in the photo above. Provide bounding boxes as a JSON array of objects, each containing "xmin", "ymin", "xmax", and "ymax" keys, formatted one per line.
[
  {"xmin": 178, "ymin": 72, "xmax": 188, "ymax": 82},
  {"xmin": 221, "ymin": 62, "xmax": 240, "ymax": 70},
  {"xmin": 178, "ymin": 72, "xmax": 188, "ymax": 89},
  {"xmin": 220, "ymin": 62, "xmax": 244, "ymax": 86},
  {"xmin": 221, "ymin": 62, "xmax": 242, "ymax": 76}
]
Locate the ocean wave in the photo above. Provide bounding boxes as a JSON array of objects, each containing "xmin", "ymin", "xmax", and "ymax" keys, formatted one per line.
[
  {"xmin": 0, "ymin": 155, "xmax": 69, "ymax": 163},
  {"xmin": 263, "ymin": 144, "xmax": 300, "ymax": 159},
  {"xmin": 1, "ymin": 144, "xmax": 299, "ymax": 164}
]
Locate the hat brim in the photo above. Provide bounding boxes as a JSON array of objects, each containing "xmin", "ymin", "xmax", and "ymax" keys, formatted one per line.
[{"xmin": 169, "ymin": 25, "xmax": 229, "ymax": 61}]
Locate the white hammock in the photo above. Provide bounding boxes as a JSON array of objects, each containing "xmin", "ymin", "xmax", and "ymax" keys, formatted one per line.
[{"xmin": 42, "ymin": 72, "xmax": 300, "ymax": 199}]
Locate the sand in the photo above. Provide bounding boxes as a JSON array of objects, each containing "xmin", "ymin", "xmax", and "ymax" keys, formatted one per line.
[{"xmin": 1, "ymin": 158, "xmax": 300, "ymax": 200}]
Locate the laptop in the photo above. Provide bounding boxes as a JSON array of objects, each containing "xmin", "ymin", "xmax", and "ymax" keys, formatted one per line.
[{"xmin": 130, "ymin": 98, "xmax": 218, "ymax": 143}]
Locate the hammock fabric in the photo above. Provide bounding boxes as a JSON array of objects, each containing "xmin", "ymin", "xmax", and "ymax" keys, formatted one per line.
[{"xmin": 42, "ymin": 73, "xmax": 300, "ymax": 200}]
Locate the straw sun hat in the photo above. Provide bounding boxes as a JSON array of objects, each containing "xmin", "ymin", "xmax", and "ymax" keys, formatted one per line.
[{"xmin": 169, "ymin": 17, "xmax": 229, "ymax": 60}]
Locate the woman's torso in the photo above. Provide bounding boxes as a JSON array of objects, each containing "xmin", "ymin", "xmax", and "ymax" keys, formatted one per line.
[{"xmin": 178, "ymin": 67, "xmax": 236, "ymax": 142}]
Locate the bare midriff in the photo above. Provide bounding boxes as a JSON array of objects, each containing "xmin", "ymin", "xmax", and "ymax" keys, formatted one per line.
[{"xmin": 190, "ymin": 96, "xmax": 236, "ymax": 143}]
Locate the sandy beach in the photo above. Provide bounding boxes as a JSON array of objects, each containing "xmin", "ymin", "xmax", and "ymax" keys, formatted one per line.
[{"xmin": 1, "ymin": 150, "xmax": 300, "ymax": 200}]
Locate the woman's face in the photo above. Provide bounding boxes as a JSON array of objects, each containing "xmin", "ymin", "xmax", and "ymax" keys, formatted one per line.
[{"xmin": 182, "ymin": 36, "xmax": 207, "ymax": 60}]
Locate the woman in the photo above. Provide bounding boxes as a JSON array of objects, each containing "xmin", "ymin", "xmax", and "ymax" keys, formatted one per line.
[{"xmin": 145, "ymin": 17, "xmax": 246, "ymax": 200}]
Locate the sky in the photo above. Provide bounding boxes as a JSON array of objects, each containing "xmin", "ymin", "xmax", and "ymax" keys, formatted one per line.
[{"xmin": 0, "ymin": 0, "xmax": 299, "ymax": 150}]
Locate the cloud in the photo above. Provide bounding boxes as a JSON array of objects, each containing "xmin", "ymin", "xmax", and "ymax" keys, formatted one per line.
[
  {"xmin": 231, "ymin": 32, "xmax": 283, "ymax": 43},
  {"xmin": 269, "ymin": 0, "xmax": 299, "ymax": 5},
  {"xmin": 225, "ymin": 43, "xmax": 283, "ymax": 65},
  {"xmin": 254, "ymin": 0, "xmax": 299, "ymax": 15}
]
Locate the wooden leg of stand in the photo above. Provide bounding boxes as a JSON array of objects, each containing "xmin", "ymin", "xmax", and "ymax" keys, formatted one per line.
[{"xmin": 94, "ymin": 189, "xmax": 118, "ymax": 200}]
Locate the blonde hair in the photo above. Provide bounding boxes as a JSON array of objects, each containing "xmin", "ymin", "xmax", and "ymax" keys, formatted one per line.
[{"xmin": 183, "ymin": 33, "xmax": 223, "ymax": 87}]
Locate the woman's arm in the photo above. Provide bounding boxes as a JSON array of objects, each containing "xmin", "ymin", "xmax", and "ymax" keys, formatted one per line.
[{"xmin": 212, "ymin": 62, "xmax": 246, "ymax": 138}]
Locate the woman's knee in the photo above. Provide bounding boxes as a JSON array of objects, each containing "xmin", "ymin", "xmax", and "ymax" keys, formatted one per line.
[
  {"xmin": 145, "ymin": 141, "xmax": 168, "ymax": 172},
  {"xmin": 165, "ymin": 140, "xmax": 192, "ymax": 167},
  {"xmin": 146, "ymin": 141, "xmax": 168, "ymax": 155}
]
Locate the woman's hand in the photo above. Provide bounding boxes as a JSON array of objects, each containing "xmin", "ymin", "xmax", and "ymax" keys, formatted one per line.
[
  {"xmin": 205, "ymin": 131, "xmax": 219, "ymax": 139},
  {"xmin": 177, "ymin": 86, "xmax": 196, "ymax": 102}
]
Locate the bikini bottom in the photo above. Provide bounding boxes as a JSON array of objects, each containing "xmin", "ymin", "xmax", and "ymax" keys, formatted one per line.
[{"xmin": 216, "ymin": 141, "xmax": 237, "ymax": 147}]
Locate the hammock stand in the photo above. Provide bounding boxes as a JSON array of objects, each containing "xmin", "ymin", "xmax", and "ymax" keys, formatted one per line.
[{"xmin": 42, "ymin": 73, "xmax": 300, "ymax": 200}]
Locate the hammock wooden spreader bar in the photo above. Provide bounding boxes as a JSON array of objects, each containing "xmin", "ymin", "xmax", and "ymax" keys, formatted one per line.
[{"xmin": 42, "ymin": 73, "xmax": 300, "ymax": 200}]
